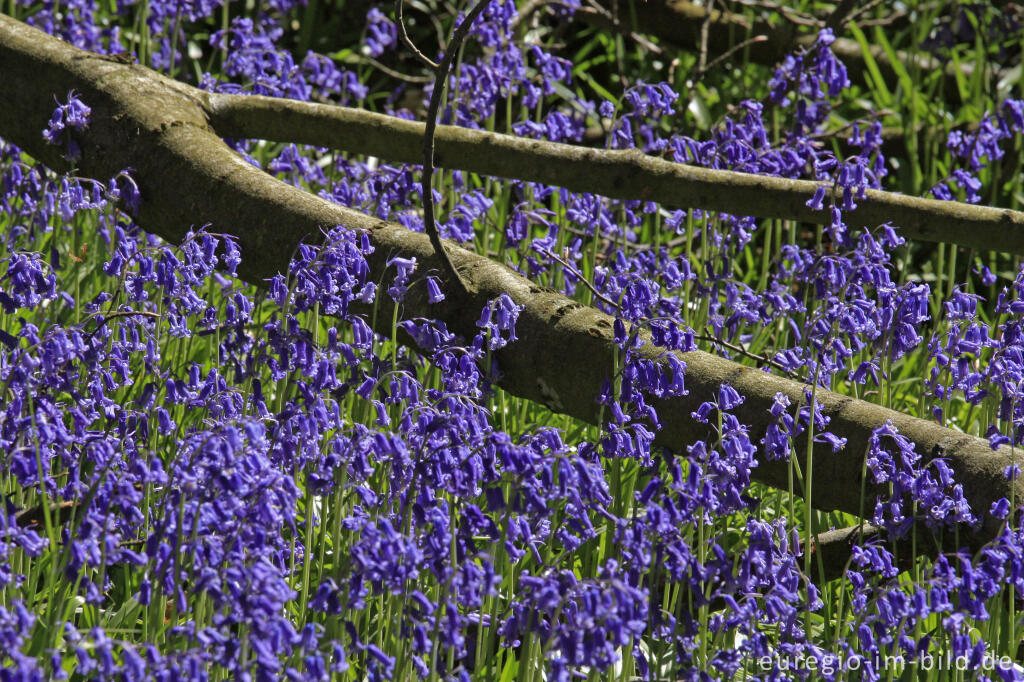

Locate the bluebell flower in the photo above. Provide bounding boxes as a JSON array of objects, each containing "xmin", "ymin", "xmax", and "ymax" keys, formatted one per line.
[{"xmin": 363, "ymin": 8, "xmax": 397, "ymax": 58}]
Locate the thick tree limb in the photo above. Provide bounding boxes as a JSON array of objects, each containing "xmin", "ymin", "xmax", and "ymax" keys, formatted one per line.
[
  {"xmin": 0, "ymin": 14, "xmax": 1020, "ymax": 550},
  {"xmin": 205, "ymin": 93, "xmax": 1024, "ymax": 256}
]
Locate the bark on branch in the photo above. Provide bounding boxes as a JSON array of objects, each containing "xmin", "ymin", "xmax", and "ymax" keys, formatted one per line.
[
  {"xmin": 204, "ymin": 94, "xmax": 1024, "ymax": 257},
  {"xmin": 0, "ymin": 14, "xmax": 1020, "ymax": 552}
]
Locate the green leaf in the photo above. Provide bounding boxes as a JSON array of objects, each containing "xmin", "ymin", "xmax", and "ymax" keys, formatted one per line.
[
  {"xmin": 848, "ymin": 22, "xmax": 892, "ymax": 108},
  {"xmin": 872, "ymin": 26, "xmax": 914, "ymax": 106},
  {"xmin": 687, "ymin": 94, "xmax": 712, "ymax": 130},
  {"xmin": 499, "ymin": 655, "xmax": 518, "ymax": 682},
  {"xmin": 576, "ymin": 70, "xmax": 617, "ymax": 104},
  {"xmin": 949, "ymin": 50, "xmax": 971, "ymax": 104},
  {"xmin": 106, "ymin": 597, "xmax": 145, "ymax": 632}
]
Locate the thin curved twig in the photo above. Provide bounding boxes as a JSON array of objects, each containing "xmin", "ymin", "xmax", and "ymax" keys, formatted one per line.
[
  {"xmin": 512, "ymin": 0, "xmax": 662, "ymax": 54},
  {"xmin": 697, "ymin": 0, "xmax": 715, "ymax": 74},
  {"xmin": 510, "ymin": 0, "xmax": 549, "ymax": 30},
  {"xmin": 84, "ymin": 310, "xmax": 162, "ymax": 341},
  {"xmin": 690, "ymin": 34, "xmax": 768, "ymax": 85},
  {"xmin": 422, "ymin": 0, "xmax": 492, "ymax": 294},
  {"xmin": 824, "ymin": 0, "xmax": 859, "ymax": 32},
  {"xmin": 395, "ymin": 0, "xmax": 439, "ymax": 71},
  {"xmin": 351, "ymin": 54, "xmax": 434, "ymax": 83},
  {"xmin": 729, "ymin": 0, "xmax": 821, "ymax": 27},
  {"xmin": 535, "ymin": 246, "xmax": 620, "ymax": 310},
  {"xmin": 845, "ymin": 0, "xmax": 889, "ymax": 27},
  {"xmin": 537, "ymin": 246, "xmax": 802, "ymax": 379}
]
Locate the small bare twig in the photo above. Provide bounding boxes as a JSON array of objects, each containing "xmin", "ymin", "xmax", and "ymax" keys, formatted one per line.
[
  {"xmin": 854, "ymin": 12, "xmax": 910, "ymax": 29},
  {"xmin": 610, "ymin": 0, "xmax": 628, "ymax": 89},
  {"xmin": 512, "ymin": 0, "xmax": 663, "ymax": 54},
  {"xmin": 804, "ymin": 109, "xmax": 897, "ymax": 142},
  {"xmin": 350, "ymin": 54, "xmax": 434, "ymax": 84},
  {"xmin": 580, "ymin": 0, "xmax": 662, "ymax": 53},
  {"xmin": 694, "ymin": 334, "xmax": 802, "ymax": 379},
  {"xmin": 729, "ymin": 0, "xmax": 821, "ymax": 27},
  {"xmin": 422, "ymin": 0, "xmax": 492, "ymax": 294},
  {"xmin": 824, "ymin": 0, "xmax": 860, "ymax": 33},
  {"xmin": 510, "ymin": 0, "xmax": 549, "ymax": 29},
  {"xmin": 85, "ymin": 310, "xmax": 162, "ymax": 341},
  {"xmin": 407, "ymin": 0, "xmax": 449, "ymax": 48},
  {"xmin": 395, "ymin": 0, "xmax": 439, "ymax": 71},
  {"xmin": 691, "ymin": 34, "xmax": 768, "ymax": 84},
  {"xmin": 697, "ymin": 0, "xmax": 715, "ymax": 74},
  {"xmin": 845, "ymin": 0, "xmax": 888, "ymax": 28},
  {"xmin": 536, "ymin": 246, "xmax": 620, "ymax": 310},
  {"xmin": 536, "ymin": 246, "xmax": 801, "ymax": 378}
]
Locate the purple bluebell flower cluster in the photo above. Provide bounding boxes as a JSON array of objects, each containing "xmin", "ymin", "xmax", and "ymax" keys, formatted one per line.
[
  {"xmin": 41, "ymin": 90, "xmax": 91, "ymax": 161},
  {"xmin": 4, "ymin": 1, "xmax": 1024, "ymax": 680},
  {"xmin": 931, "ymin": 99, "xmax": 1024, "ymax": 203}
]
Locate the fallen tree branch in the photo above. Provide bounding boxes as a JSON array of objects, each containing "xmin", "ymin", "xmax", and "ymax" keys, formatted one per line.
[
  {"xmin": 204, "ymin": 93, "xmax": 1024, "ymax": 257},
  {"xmin": 0, "ymin": 14, "xmax": 1020, "ymax": 550},
  {"xmin": 585, "ymin": 0, "xmax": 972, "ymax": 104}
]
